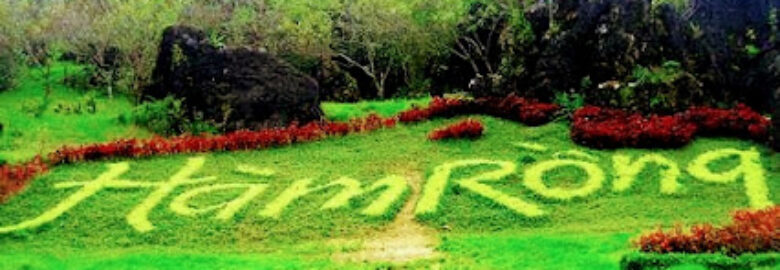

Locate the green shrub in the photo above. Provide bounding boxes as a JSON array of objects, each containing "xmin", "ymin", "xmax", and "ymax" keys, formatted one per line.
[
  {"xmin": 620, "ymin": 252, "xmax": 778, "ymax": 270},
  {"xmin": 120, "ymin": 97, "xmax": 216, "ymax": 136},
  {"xmin": 631, "ymin": 61, "xmax": 684, "ymax": 86},
  {"xmin": 20, "ymin": 99, "xmax": 47, "ymax": 118},
  {"xmin": 0, "ymin": 42, "xmax": 19, "ymax": 91},
  {"xmin": 602, "ymin": 60, "xmax": 695, "ymax": 112},
  {"xmin": 555, "ymin": 92, "xmax": 585, "ymax": 114},
  {"xmin": 53, "ymin": 93, "xmax": 97, "ymax": 115},
  {"xmin": 652, "ymin": 0, "xmax": 688, "ymax": 10}
]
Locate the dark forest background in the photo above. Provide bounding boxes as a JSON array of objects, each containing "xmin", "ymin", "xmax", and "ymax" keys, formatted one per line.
[{"xmin": 0, "ymin": 0, "xmax": 777, "ymax": 114}]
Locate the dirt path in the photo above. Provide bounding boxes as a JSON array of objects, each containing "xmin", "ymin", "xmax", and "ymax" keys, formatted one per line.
[{"xmin": 334, "ymin": 173, "xmax": 440, "ymax": 263}]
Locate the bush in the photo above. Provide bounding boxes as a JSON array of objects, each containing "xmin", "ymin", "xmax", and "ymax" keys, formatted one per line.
[
  {"xmin": 617, "ymin": 61, "xmax": 704, "ymax": 113},
  {"xmin": 428, "ymin": 119, "xmax": 484, "ymax": 140},
  {"xmin": 53, "ymin": 94, "xmax": 97, "ymax": 115},
  {"xmin": 634, "ymin": 206, "xmax": 779, "ymax": 256},
  {"xmin": 571, "ymin": 104, "xmax": 771, "ymax": 149},
  {"xmin": 398, "ymin": 95, "xmax": 559, "ymax": 126},
  {"xmin": 554, "ymin": 92, "xmax": 585, "ymax": 115},
  {"xmin": 120, "ymin": 97, "xmax": 216, "ymax": 136},
  {"xmin": 571, "ymin": 106, "xmax": 698, "ymax": 149},
  {"xmin": 684, "ymin": 104, "xmax": 772, "ymax": 140},
  {"xmin": 0, "ymin": 156, "xmax": 48, "ymax": 199},
  {"xmin": 620, "ymin": 252, "xmax": 778, "ymax": 270}
]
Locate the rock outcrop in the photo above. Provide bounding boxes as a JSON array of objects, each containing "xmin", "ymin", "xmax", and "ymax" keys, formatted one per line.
[{"xmin": 146, "ymin": 25, "xmax": 323, "ymax": 131}]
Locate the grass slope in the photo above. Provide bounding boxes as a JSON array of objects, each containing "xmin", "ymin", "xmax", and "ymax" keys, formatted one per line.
[
  {"xmin": 0, "ymin": 63, "xmax": 149, "ymax": 163},
  {"xmin": 0, "ymin": 69, "xmax": 777, "ymax": 269}
]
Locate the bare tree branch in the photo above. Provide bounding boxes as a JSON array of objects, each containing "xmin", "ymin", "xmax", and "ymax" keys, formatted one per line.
[
  {"xmin": 454, "ymin": 39, "xmax": 482, "ymax": 74},
  {"xmin": 334, "ymin": 53, "xmax": 377, "ymax": 80}
]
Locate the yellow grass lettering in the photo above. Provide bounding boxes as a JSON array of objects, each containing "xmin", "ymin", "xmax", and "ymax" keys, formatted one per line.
[
  {"xmin": 126, "ymin": 157, "xmax": 216, "ymax": 232},
  {"xmin": 415, "ymin": 160, "xmax": 543, "ymax": 217},
  {"xmin": 0, "ymin": 162, "xmax": 130, "ymax": 233},
  {"xmin": 523, "ymin": 159, "xmax": 605, "ymax": 200},
  {"xmin": 687, "ymin": 148, "xmax": 772, "ymax": 209},
  {"xmin": 169, "ymin": 184, "xmax": 269, "ymax": 220},
  {"xmin": 612, "ymin": 154, "xmax": 681, "ymax": 194},
  {"xmin": 259, "ymin": 176, "xmax": 408, "ymax": 219}
]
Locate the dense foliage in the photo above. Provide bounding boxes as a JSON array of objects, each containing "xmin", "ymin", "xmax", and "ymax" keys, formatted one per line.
[
  {"xmin": 398, "ymin": 95, "xmax": 560, "ymax": 125},
  {"xmin": 0, "ymin": 156, "xmax": 47, "ymax": 198},
  {"xmin": 571, "ymin": 104, "xmax": 771, "ymax": 148},
  {"xmin": 0, "ymin": 1, "xmax": 26, "ymax": 91},
  {"xmin": 512, "ymin": 0, "xmax": 778, "ymax": 113},
  {"xmin": 621, "ymin": 252, "xmax": 779, "ymax": 270},
  {"xmin": 119, "ymin": 97, "xmax": 217, "ymax": 136},
  {"xmin": 428, "ymin": 119, "xmax": 485, "ymax": 140},
  {"xmin": 635, "ymin": 206, "xmax": 779, "ymax": 255}
]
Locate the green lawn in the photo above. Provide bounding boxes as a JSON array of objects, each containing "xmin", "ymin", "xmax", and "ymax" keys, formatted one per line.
[
  {"xmin": 321, "ymin": 97, "xmax": 431, "ymax": 122},
  {"xmin": 0, "ymin": 66, "xmax": 777, "ymax": 269},
  {"xmin": 0, "ymin": 63, "xmax": 149, "ymax": 163}
]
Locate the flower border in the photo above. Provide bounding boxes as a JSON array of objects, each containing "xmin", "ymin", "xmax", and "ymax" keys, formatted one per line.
[{"xmin": 0, "ymin": 95, "xmax": 774, "ymax": 201}]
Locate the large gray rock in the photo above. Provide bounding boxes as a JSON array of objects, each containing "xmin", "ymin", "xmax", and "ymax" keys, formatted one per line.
[{"xmin": 146, "ymin": 25, "xmax": 323, "ymax": 131}]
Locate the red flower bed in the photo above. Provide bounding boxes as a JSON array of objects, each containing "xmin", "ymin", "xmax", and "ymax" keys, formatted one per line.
[
  {"xmin": 48, "ymin": 115, "xmax": 397, "ymax": 166},
  {"xmin": 0, "ymin": 114, "xmax": 399, "ymax": 200},
  {"xmin": 399, "ymin": 94, "xmax": 560, "ymax": 126},
  {"xmin": 474, "ymin": 95, "xmax": 561, "ymax": 126},
  {"xmin": 398, "ymin": 97, "xmax": 471, "ymax": 123},
  {"xmin": 683, "ymin": 104, "xmax": 771, "ymax": 141},
  {"xmin": 0, "ymin": 156, "xmax": 48, "ymax": 197},
  {"xmin": 636, "ymin": 206, "xmax": 779, "ymax": 255},
  {"xmin": 428, "ymin": 119, "xmax": 484, "ymax": 141},
  {"xmin": 572, "ymin": 104, "xmax": 770, "ymax": 148},
  {"xmin": 571, "ymin": 106, "xmax": 698, "ymax": 148}
]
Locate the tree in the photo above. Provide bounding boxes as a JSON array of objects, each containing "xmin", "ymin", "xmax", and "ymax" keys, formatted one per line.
[
  {"xmin": 435, "ymin": 0, "xmax": 533, "ymax": 96},
  {"xmin": 330, "ymin": 0, "xmax": 455, "ymax": 99}
]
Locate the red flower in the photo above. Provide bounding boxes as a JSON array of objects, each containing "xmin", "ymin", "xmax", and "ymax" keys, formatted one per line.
[
  {"xmin": 398, "ymin": 107, "xmax": 431, "ymax": 123},
  {"xmin": 572, "ymin": 104, "xmax": 769, "ymax": 149},
  {"xmin": 397, "ymin": 95, "xmax": 559, "ymax": 126},
  {"xmin": 428, "ymin": 119, "xmax": 485, "ymax": 141},
  {"xmin": 635, "ymin": 206, "xmax": 779, "ymax": 255}
]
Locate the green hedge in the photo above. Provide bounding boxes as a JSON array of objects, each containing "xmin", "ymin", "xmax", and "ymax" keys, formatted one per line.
[{"xmin": 620, "ymin": 252, "xmax": 779, "ymax": 270}]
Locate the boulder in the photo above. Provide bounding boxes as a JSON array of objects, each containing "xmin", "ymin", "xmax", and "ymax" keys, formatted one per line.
[{"xmin": 146, "ymin": 25, "xmax": 323, "ymax": 131}]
